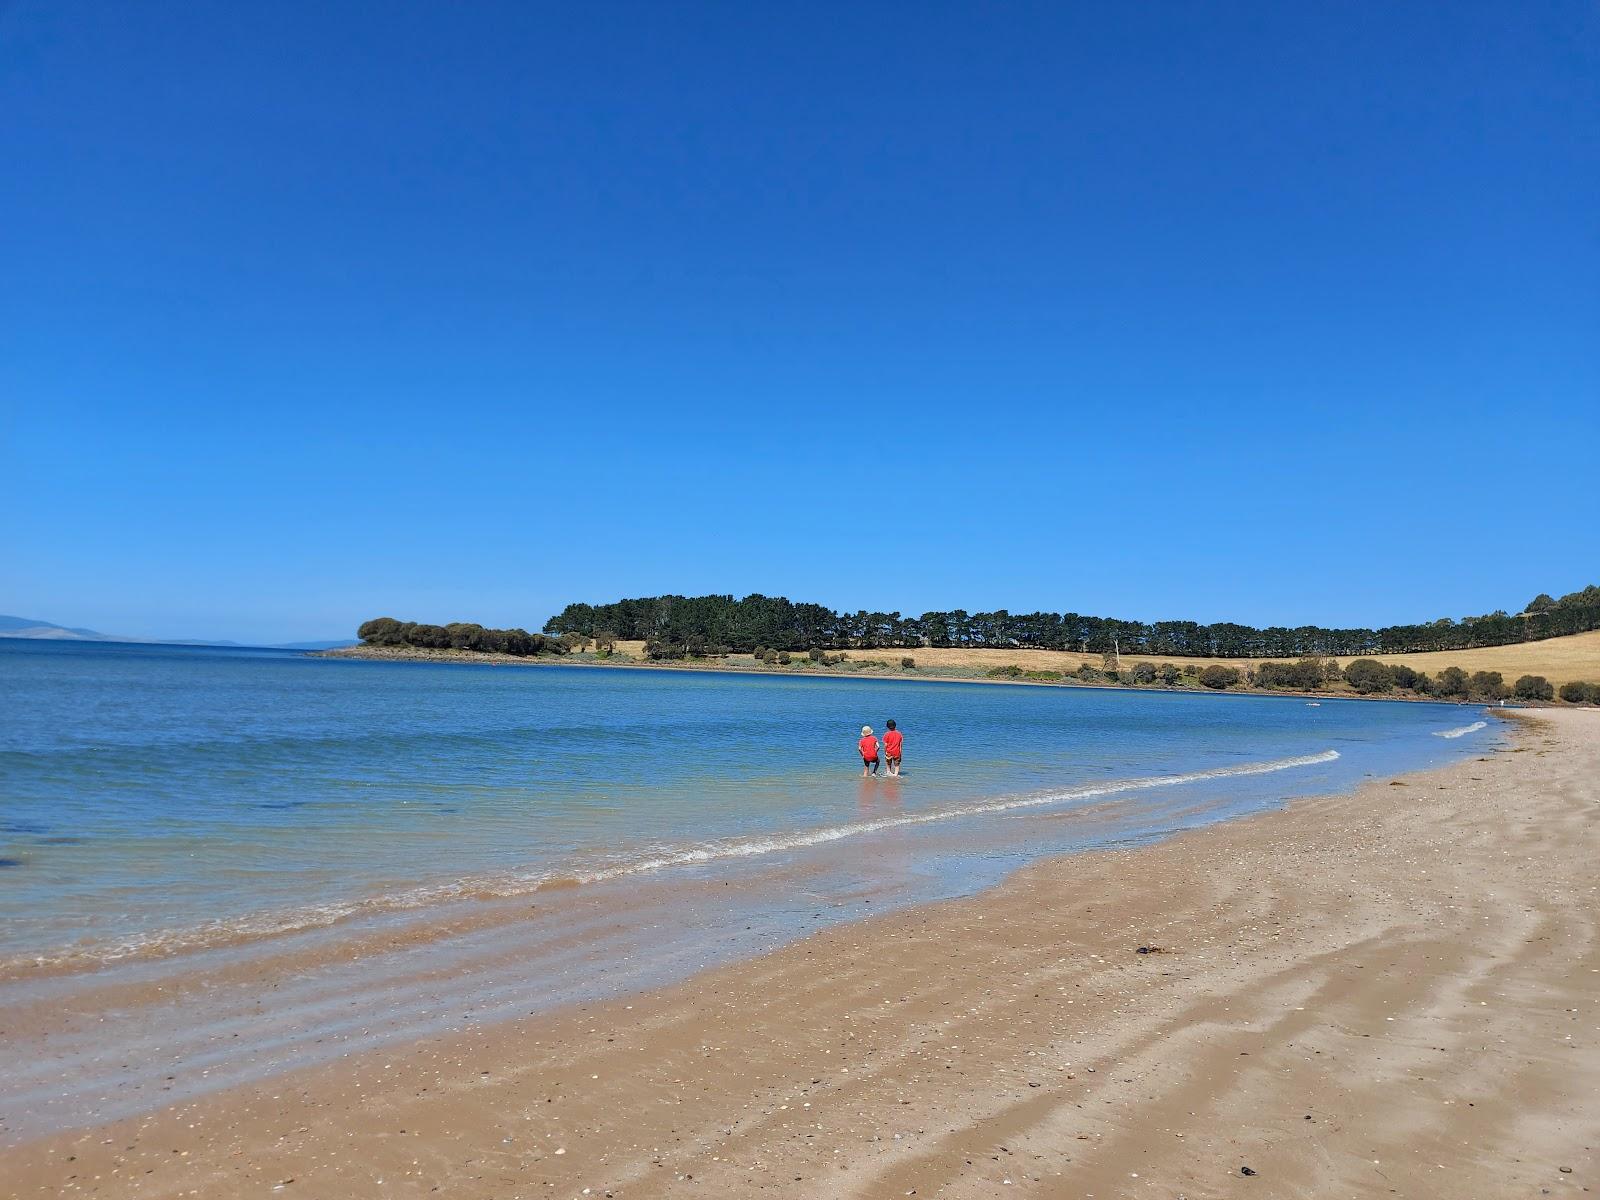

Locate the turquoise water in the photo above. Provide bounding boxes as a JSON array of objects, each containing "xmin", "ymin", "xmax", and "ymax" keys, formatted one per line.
[{"xmin": 0, "ymin": 639, "xmax": 1496, "ymax": 970}]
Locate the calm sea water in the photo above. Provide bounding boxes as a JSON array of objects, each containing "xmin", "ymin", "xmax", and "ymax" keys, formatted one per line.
[{"xmin": 0, "ymin": 638, "xmax": 1495, "ymax": 969}]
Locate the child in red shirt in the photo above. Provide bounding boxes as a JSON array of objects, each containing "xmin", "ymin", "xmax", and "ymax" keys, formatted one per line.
[
  {"xmin": 882, "ymin": 719, "xmax": 903, "ymax": 776},
  {"xmin": 858, "ymin": 725, "xmax": 879, "ymax": 776}
]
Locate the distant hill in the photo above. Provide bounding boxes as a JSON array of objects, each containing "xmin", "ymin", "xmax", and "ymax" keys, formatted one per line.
[
  {"xmin": 0, "ymin": 615, "xmax": 354, "ymax": 651},
  {"xmin": 0, "ymin": 615, "xmax": 112, "ymax": 640}
]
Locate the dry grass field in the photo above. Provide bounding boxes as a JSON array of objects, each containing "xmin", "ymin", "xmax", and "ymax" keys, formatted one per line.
[
  {"xmin": 1323, "ymin": 630, "xmax": 1600, "ymax": 689},
  {"xmin": 613, "ymin": 629, "xmax": 1600, "ymax": 689}
]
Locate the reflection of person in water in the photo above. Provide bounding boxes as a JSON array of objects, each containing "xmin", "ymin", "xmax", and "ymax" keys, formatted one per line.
[
  {"xmin": 859, "ymin": 773, "xmax": 904, "ymax": 812},
  {"xmin": 858, "ymin": 725, "xmax": 880, "ymax": 776}
]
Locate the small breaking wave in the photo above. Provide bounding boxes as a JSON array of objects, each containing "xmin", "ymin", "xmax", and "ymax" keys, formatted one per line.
[
  {"xmin": 573, "ymin": 749, "xmax": 1340, "ymax": 884},
  {"xmin": 1434, "ymin": 720, "xmax": 1487, "ymax": 739},
  {"xmin": 3, "ymin": 749, "xmax": 1339, "ymax": 973}
]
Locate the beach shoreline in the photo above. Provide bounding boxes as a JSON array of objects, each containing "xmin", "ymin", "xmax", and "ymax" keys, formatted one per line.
[
  {"xmin": 314, "ymin": 642, "xmax": 1518, "ymax": 706},
  {"xmin": 5, "ymin": 708, "xmax": 1594, "ymax": 1197}
]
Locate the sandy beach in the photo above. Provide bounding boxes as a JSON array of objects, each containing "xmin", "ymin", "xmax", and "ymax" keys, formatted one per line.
[{"xmin": 6, "ymin": 708, "xmax": 1596, "ymax": 1199}]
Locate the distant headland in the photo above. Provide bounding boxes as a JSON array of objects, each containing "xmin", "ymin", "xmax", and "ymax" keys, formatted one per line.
[
  {"xmin": 0, "ymin": 615, "xmax": 354, "ymax": 652},
  {"xmin": 332, "ymin": 585, "xmax": 1600, "ymax": 704}
]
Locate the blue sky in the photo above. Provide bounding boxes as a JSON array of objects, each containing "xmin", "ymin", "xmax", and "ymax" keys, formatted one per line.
[{"xmin": 3, "ymin": 2, "xmax": 1596, "ymax": 644}]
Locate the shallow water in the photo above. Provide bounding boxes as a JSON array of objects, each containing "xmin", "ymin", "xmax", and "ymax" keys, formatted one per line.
[
  {"xmin": 0, "ymin": 638, "xmax": 1504, "ymax": 1141},
  {"xmin": 1, "ymin": 638, "xmax": 1495, "ymax": 969}
]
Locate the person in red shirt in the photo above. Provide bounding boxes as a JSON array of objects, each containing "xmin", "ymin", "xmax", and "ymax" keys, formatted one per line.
[
  {"xmin": 858, "ymin": 725, "xmax": 879, "ymax": 776},
  {"xmin": 882, "ymin": 719, "xmax": 903, "ymax": 776}
]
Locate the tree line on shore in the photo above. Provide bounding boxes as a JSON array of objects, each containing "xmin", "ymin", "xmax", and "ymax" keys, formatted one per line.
[
  {"xmin": 542, "ymin": 585, "xmax": 1600, "ymax": 659},
  {"xmin": 355, "ymin": 617, "xmax": 580, "ymax": 656}
]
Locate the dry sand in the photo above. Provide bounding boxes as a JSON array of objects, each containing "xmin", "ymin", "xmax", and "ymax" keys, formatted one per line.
[{"xmin": 6, "ymin": 710, "xmax": 1596, "ymax": 1199}]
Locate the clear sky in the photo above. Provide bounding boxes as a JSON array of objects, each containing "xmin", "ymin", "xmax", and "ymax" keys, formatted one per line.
[{"xmin": 3, "ymin": 2, "xmax": 1596, "ymax": 644}]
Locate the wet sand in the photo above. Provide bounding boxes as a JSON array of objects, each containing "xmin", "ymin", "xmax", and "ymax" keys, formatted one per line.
[{"xmin": 5, "ymin": 709, "xmax": 1596, "ymax": 1198}]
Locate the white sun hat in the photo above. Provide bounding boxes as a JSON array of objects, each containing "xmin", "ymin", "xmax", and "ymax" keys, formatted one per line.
[{"xmin": 861, "ymin": 725, "xmax": 873, "ymax": 736}]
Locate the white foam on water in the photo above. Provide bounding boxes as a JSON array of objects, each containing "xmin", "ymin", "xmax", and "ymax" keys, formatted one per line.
[
  {"xmin": 576, "ymin": 749, "xmax": 1341, "ymax": 883},
  {"xmin": 1434, "ymin": 720, "xmax": 1487, "ymax": 739},
  {"xmin": 4, "ymin": 748, "xmax": 1339, "ymax": 971}
]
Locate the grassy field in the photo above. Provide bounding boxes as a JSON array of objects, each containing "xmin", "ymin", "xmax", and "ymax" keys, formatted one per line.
[
  {"xmin": 1322, "ymin": 630, "xmax": 1600, "ymax": 688},
  {"xmin": 613, "ymin": 629, "xmax": 1600, "ymax": 689}
]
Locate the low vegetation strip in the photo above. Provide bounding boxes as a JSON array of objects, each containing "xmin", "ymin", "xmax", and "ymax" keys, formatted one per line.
[
  {"xmin": 344, "ymin": 622, "xmax": 1600, "ymax": 705},
  {"xmin": 356, "ymin": 618, "xmax": 578, "ymax": 657}
]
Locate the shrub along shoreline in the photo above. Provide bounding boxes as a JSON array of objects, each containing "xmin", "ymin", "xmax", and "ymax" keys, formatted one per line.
[{"xmin": 329, "ymin": 633, "xmax": 1600, "ymax": 706}]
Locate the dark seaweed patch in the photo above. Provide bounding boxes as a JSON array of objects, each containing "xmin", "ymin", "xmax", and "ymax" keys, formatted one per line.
[{"xmin": 0, "ymin": 857, "xmax": 25, "ymax": 869}]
